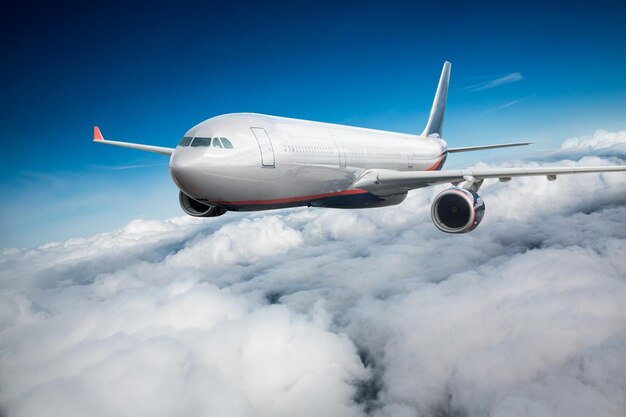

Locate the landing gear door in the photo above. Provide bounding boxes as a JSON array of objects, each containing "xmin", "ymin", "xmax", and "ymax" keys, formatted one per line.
[{"xmin": 251, "ymin": 127, "xmax": 275, "ymax": 167}]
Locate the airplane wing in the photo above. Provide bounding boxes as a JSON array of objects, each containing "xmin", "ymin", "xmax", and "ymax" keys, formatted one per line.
[
  {"xmin": 353, "ymin": 165, "xmax": 626, "ymax": 195},
  {"xmin": 92, "ymin": 126, "xmax": 174, "ymax": 156}
]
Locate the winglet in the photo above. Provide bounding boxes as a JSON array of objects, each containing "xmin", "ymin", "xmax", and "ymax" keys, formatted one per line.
[{"xmin": 93, "ymin": 126, "xmax": 104, "ymax": 141}]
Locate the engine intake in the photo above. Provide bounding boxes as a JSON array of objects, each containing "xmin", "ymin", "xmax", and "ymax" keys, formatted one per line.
[
  {"xmin": 179, "ymin": 191, "xmax": 226, "ymax": 217},
  {"xmin": 431, "ymin": 187, "xmax": 485, "ymax": 233}
]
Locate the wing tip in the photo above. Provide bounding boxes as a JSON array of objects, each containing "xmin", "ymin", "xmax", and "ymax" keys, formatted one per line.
[{"xmin": 93, "ymin": 126, "xmax": 104, "ymax": 141}]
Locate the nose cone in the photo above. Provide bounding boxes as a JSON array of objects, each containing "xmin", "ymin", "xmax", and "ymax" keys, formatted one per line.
[{"xmin": 170, "ymin": 148, "xmax": 206, "ymax": 198}]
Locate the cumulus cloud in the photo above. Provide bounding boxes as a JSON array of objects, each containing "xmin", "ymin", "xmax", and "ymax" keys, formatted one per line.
[
  {"xmin": 537, "ymin": 130, "xmax": 626, "ymax": 162},
  {"xmin": 1, "ymin": 130, "xmax": 626, "ymax": 417}
]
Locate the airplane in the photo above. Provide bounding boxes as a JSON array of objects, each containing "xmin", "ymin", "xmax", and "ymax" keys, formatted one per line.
[{"xmin": 93, "ymin": 61, "xmax": 626, "ymax": 233}]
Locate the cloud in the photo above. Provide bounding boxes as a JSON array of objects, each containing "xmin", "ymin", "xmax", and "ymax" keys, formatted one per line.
[
  {"xmin": 486, "ymin": 94, "xmax": 536, "ymax": 113},
  {"xmin": 486, "ymin": 98, "xmax": 526, "ymax": 113},
  {"xmin": 542, "ymin": 130, "xmax": 626, "ymax": 161},
  {"xmin": 462, "ymin": 72, "xmax": 523, "ymax": 92},
  {"xmin": 1, "ymin": 130, "xmax": 626, "ymax": 417}
]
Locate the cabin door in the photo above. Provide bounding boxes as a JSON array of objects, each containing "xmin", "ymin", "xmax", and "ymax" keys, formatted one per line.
[{"xmin": 250, "ymin": 127, "xmax": 275, "ymax": 167}]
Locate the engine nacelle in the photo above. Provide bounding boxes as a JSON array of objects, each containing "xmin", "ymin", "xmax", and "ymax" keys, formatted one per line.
[
  {"xmin": 179, "ymin": 191, "xmax": 227, "ymax": 217},
  {"xmin": 431, "ymin": 187, "xmax": 485, "ymax": 233}
]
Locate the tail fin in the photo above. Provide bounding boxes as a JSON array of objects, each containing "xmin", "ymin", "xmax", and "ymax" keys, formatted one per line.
[{"xmin": 421, "ymin": 61, "xmax": 451, "ymax": 138}]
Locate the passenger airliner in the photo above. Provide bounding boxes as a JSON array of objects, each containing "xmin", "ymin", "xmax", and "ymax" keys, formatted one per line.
[{"xmin": 94, "ymin": 62, "xmax": 626, "ymax": 233}]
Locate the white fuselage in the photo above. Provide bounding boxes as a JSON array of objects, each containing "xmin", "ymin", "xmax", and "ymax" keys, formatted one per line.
[{"xmin": 169, "ymin": 113, "xmax": 447, "ymax": 210}]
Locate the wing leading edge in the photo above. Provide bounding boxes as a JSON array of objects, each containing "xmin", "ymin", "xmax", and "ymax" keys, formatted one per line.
[
  {"xmin": 353, "ymin": 165, "xmax": 626, "ymax": 194},
  {"xmin": 447, "ymin": 142, "xmax": 532, "ymax": 153},
  {"xmin": 93, "ymin": 126, "xmax": 174, "ymax": 156}
]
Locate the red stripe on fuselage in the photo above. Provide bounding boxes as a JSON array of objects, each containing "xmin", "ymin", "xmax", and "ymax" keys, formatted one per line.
[{"xmin": 211, "ymin": 188, "xmax": 368, "ymax": 206}]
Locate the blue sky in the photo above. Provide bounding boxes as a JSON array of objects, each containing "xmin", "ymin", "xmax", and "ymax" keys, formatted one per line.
[{"xmin": 2, "ymin": 0, "xmax": 625, "ymax": 247}]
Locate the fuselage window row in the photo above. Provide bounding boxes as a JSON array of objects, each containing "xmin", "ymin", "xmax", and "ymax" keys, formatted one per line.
[
  {"xmin": 180, "ymin": 136, "xmax": 401, "ymax": 160},
  {"xmin": 282, "ymin": 144, "xmax": 335, "ymax": 155}
]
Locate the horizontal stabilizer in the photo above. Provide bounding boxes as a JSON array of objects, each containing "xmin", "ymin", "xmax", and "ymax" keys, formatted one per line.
[
  {"xmin": 447, "ymin": 142, "xmax": 532, "ymax": 153},
  {"xmin": 92, "ymin": 126, "xmax": 174, "ymax": 156}
]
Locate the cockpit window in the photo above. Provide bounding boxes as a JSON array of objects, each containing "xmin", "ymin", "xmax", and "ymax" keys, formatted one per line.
[
  {"xmin": 220, "ymin": 137, "xmax": 233, "ymax": 149},
  {"xmin": 191, "ymin": 137, "xmax": 211, "ymax": 147},
  {"xmin": 178, "ymin": 136, "xmax": 193, "ymax": 147},
  {"xmin": 184, "ymin": 136, "xmax": 233, "ymax": 149}
]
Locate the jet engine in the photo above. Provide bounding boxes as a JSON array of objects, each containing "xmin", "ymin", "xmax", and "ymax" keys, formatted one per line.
[
  {"xmin": 431, "ymin": 187, "xmax": 485, "ymax": 233},
  {"xmin": 179, "ymin": 191, "xmax": 226, "ymax": 217}
]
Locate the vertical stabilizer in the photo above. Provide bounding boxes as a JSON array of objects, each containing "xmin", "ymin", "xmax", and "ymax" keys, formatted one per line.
[{"xmin": 421, "ymin": 61, "xmax": 451, "ymax": 138}]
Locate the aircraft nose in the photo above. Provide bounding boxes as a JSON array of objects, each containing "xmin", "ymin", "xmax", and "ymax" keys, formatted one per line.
[{"xmin": 170, "ymin": 149, "xmax": 205, "ymax": 196}]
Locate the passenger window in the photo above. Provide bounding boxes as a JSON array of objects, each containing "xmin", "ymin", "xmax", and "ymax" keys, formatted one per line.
[
  {"xmin": 212, "ymin": 137, "xmax": 223, "ymax": 148},
  {"xmin": 178, "ymin": 136, "xmax": 193, "ymax": 147},
  {"xmin": 220, "ymin": 137, "xmax": 233, "ymax": 149},
  {"xmin": 191, "ymin": 137, "xmax": 211, "ymax": 147}
]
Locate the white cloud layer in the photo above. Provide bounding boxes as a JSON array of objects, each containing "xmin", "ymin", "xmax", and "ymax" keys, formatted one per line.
[
  {"xmin": 1, "ymin": 130, "xmax": 626, "ymax": 417},
  {"xmin": 547, "ymin": 129, "xmax": 626, "ymax": 161}
]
